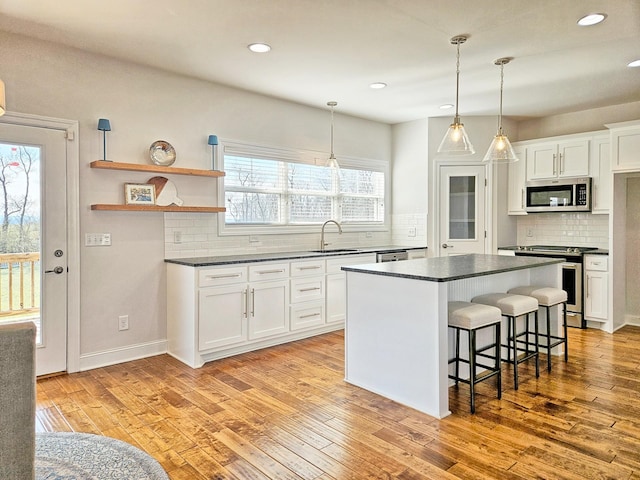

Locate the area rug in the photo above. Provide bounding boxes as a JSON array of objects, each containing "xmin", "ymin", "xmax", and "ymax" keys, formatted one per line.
[{"xmin": 35, "ymin": 432, "xmax": 169, "ymax": 480}]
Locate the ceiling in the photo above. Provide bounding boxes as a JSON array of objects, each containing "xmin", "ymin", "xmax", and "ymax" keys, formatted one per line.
[{"xmin": 0, "ymin": 0, "xmax": 639, "ymax": 124}]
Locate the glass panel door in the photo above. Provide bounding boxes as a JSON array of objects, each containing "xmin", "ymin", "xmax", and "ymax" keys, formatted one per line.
[
  {"xmin": 439, "ymin": 165, "xmax": 487, "ymax": 256},
  {"xmin": 448, "ymin": 176, "xmax": 476, "ymax": 239}
]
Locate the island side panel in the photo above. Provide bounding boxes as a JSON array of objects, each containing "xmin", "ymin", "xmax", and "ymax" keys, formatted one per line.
[{"xmin": 344, "ymin": 271, "xmax": 450, "ymax": 419}]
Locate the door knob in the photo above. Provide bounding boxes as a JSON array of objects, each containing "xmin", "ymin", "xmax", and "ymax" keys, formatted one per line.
[
  {"xmin": 442, "ymin": 243, "xmax": 453, "ymax": 248},
  {"xmin": 45, "ymin": 266, "xmax": 64, "ymax": 274}
]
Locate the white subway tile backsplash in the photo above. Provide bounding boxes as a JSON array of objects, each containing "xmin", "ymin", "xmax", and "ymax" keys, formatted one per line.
[
  {"xmin": 516, "ymin": 213, "xmax": 609, "ymax": 249},
  {"xmin": 163, "ymin": 213, "xmax": 416, "ymax": 258}
]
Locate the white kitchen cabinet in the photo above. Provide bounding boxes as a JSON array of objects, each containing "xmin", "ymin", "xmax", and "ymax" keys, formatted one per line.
[
  {"xmin": 589, "ymin": 135, "xmax": 611, "ymax": 214},
  {"xmin": 168, "ymin": 251, "xmax": 378, "ymax": 367},
  {"xmin": 507, "ymin": 146, "xmax": 527, "ymax": 215},
  {"xmin": 608, "ymin": 120, "xmax": 640, "ymax": 172},
  {"xmin": 199, "ymin": 263, "xmax": 289, "ymax": 345},
  {"xmin": 526, "ymin": 139, "xmax": 589, "ymax": 180},
  {"xmin": 199, "ymin": 283, "xmax": 247, "ymax": 350},
  {"xmin": 325, "ymin": 254, "xmax": 376, "ymax": 324},
  {"xmin": 584, "ymin": 255, "xmax": 608, "ymax": 322},
  {"xmin": 289, "ymin": 258, "xmax": 325, "ymax": 331},
  {"xmin": 248, "ymin": 279, "xmax": 289, "ymax": 339}
]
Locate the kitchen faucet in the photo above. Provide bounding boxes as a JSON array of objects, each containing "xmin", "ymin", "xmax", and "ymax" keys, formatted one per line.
[{"xmin": 320, "ymin": 220, "xmax": 342, "ymax": 251}]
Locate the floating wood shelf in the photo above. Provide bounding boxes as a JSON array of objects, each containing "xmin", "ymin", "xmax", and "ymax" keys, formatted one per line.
[
  {"xmin": 90, "ymin": 160, "xmax": 225, "ymax": 177},
  {"xmin": 91, "ymin": 204, "xmax": 226, "ymax": 213}
]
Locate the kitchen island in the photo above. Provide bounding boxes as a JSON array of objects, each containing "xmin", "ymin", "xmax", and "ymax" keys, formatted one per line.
[{"xmin": 342, "ymin": 254, "xmax": 564, "ymax": 419}]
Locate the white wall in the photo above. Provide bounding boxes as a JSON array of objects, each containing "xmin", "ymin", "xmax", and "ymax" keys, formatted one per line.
[
  {"xmin": 518, "ymin": 101, "xmax": 640, "ymax": 140},
  {"xmin": 390, "ymin": 119, "xmax": 429, "ymax": 247},
  {"xmin": 626, "ymin": 177, "xmax": 640, "ymax": 322},
  {"xmin": 0, "ymin": 31, "xmax": 391, "ymax": 366}
]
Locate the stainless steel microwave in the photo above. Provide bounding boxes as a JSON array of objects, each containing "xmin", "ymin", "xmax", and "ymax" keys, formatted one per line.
[{"xmin": 525, "ymin": 177, "xmax": 591, "ymax": 212}]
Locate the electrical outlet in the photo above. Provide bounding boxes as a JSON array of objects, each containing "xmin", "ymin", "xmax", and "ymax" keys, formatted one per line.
[
  {"xmin": 174, "ymin": 231, "xmax": 182, "ymax": 244},
  {"xmin": 118, "ymin": 315, "xmax": 129, "ymax": 331},
  {"xmin": 526, "ymin": 228, "xmax": 534, "ymax": 237},
  {"xmin": 365, "ymin": 232, "xmax": 373, "ymax": 238},
  {"xmin": 408, "ymin": 227, "xmax": 417, "ymax": 237}
]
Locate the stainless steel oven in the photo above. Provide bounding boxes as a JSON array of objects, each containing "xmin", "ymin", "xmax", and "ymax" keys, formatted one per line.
[{"xmin": 512, "ymin": 245, "xmax": 597, "ymax": 328}]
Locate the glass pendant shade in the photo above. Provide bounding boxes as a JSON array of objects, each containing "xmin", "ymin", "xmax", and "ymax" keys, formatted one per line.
[
  {"xmin": 483, "ymin": 132, "xmax": 518, "ymax": 163},
  {"xmin": 483, "ymin": 57, "xmax": 518, "ymax": 163},
  {"xmin": 438, "ymin": 119, "xmax": 475, "ymax": 155},
  {"xmin": 437, "ymin": 35, "xmax": 474, "ymax": 156}
]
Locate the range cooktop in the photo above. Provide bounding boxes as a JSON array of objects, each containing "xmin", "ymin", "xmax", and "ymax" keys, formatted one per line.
[{"xmin": 516, "ymin": 245, "xmax": 598, "ymax": 254}]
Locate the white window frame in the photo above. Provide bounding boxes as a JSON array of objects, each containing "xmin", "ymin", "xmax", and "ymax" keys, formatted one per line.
[{"xmin": 217, "ymin": 140, "xmax": 390, "ymax": 236}]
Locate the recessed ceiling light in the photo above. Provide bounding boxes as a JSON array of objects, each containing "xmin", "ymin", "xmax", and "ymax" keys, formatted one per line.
[
  {"xmin": 369, "ymin": 82, "xmax": 387, "ymax": 89},
  {"xmin": 628, "ymin": 59, "xmax": 640, "ymax": 68},
  {"xmin": 248, "ymin": 43, "xmax": 271, "ymax": 53},
  {"xmin": 577, "ymin": 13, "xmax": 607, "ymax": 26},
  {"xmin": 439, "ymin": 104, "xmax": 454, "ymax": 110}
]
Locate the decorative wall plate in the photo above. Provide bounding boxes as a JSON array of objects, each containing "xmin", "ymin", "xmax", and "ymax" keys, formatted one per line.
[
  {"xmin": 149, "ymin": 140, "xmax": 176, "ymax": 166},
  {"xmin": 148, "ymin": 176, "xmax": 183, "ymax": 206}
]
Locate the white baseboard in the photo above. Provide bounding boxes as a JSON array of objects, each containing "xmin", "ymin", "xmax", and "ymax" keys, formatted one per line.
[
  {"xmin": 79, "ymin": 340, "xmax": 167, "ymax": 371},
  {"xmin": 625, "ymin": 314, "xmax": 640, "ymax": 327}
]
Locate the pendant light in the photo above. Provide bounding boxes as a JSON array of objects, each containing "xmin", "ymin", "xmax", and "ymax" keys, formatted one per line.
[
  {"xmin": 437, "ymin": 35, "xmax": 475, "ymax": 155},
  {"xmin": 483, "ymin": 57, "xmax": 518, "ymax": 163},
  {"xmin": 326, "ymin": 101, "xmax": 340, "ymax": 170}
]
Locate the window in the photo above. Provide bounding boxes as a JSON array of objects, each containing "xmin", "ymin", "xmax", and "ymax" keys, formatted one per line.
[{"xmin": 219, "ymin": 141, "xmax": 387, "ymax": 234}]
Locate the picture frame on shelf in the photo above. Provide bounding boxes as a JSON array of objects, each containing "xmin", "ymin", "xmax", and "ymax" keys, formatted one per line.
[{"xmin": 124, "ymin": 183, "xmax": 156, "ymax": 205}]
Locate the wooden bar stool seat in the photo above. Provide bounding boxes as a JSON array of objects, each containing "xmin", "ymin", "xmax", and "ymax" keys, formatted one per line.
[
  {"xmin": 448, "ymin": 301, "xmax": 502, "ymax": 413},
  {"xmin": 508, "ymin": 286, "xmax": 568, "ymax": 372},
  {"xmin": 472, "ymin": 293, "xmax": 539, "ymax": 390}
]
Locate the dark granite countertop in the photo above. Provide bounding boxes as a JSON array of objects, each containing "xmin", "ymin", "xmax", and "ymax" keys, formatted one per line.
[
  {"xmin": 165, "ymin": 245, "xmax": 426, "ymax": 267},
  {"xmin": 584, "ymin": 249, "xmax": 609, "ymax": 255},
  {"xmin": 341, "ymin": 254, "xmax": 564, "ymax": 282}
]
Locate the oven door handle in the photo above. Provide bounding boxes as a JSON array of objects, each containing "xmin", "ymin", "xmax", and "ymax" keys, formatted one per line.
[{"xmin": 563, "ymin": 263, "xmax": 578, "ymax": 269}]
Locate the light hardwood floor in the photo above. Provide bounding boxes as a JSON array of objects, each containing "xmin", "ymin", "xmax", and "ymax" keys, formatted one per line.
[{"xmin": 36, "ymin": 326, "xmax": 640, "ymax": 479}]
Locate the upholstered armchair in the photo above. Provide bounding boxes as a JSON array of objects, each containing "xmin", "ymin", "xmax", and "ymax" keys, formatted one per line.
[{"xmin": 0, "ymin": 321, "xmax": 36, "ymax": 480}]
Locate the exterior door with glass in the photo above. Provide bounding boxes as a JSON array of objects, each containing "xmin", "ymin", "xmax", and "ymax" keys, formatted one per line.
[
  {"xmin": 0, "ymin": 122, "xmax": 68, "ymax": 376},
  {"xmin": 439, "ymin": 165, "xmax": 487, "ymax": 256}
]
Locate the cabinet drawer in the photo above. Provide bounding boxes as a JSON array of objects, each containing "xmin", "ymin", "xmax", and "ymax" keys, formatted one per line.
[
  {"xmin": 290, "ymin": 276, "xmax": 325, "ymax": 303},
  {"xmin": 290, "ymin": 259, "xmax": 325, "ymax": 277},
  {"xmin": 326, "ymin": 254, "xmax": 376, "ymax": 274},
  {"xmin": 290, "ymin": 301, "xmax": 325, "ymax": 331},
  {"xmin": 248, "ymin": 263, "xmax": 289, "ymax": 282},
  {"xmin": 198, "ymin": 266, "xmax": 247, "ymax": 287},
  {"xmin": 584, "ymin": 255, "xmax": 608, "ymax": 271}
]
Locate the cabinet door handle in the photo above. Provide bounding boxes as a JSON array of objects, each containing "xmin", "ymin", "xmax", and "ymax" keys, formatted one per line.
[
  {"xmin": 243, "ymin": 289, "xmax": 248, "ymax": 318},
  {"xmin": 559, "ymin": 153, "xmax": 564, "ymax": 174},
  {"xmin": 553, "ymin": 153, "xmax": 557, "ymax": 175},
  {"xmin": 257, "ymin": 269, "xmax": 285, "ymax": 275},
  {"xmin": 521, "ymin": 188, "xmax": 524, "ymax": 209},
  {"xmin": 299, "ymin": 265, "xmax": 321, "ymax": 270},
  {"xmin": 586, "ymin": 278, "xmax": 590, "ymax": 298},
  {"xmin": 299, "ymin": 287, "xmax": 321, "ymax": 292},
  {"xmin": 206, "ymin": 273, "xmax": 242, "ymax": 279},
  {"xmin": 299, "ymin": 312, "xmax": 320, "ymax": 319},
  {"xmin": 250, "ymin": 288, "xmax": 255, "ymax": 317}
]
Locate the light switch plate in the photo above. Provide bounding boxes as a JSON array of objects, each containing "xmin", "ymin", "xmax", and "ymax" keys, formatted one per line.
[{"xmin": 85, "ymin": 233, "xmax": 111, "ymax": 246}]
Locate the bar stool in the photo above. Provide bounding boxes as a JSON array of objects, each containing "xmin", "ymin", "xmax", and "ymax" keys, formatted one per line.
[
  {"xmin": 508, "ymin": 286, "xmax": 568, "ymax": 372},
  {"xmin": 471, "ymin": 293, "xmax": 539, "ymax": 390},
  {"xmin": 448, "ymin": 301, "xmax": 502, "ymax": 413}
]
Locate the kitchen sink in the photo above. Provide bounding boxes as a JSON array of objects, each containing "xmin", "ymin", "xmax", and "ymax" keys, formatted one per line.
[{"xmin": 308, "ymin": 249, "xmax": 359, "ymax": 253}]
